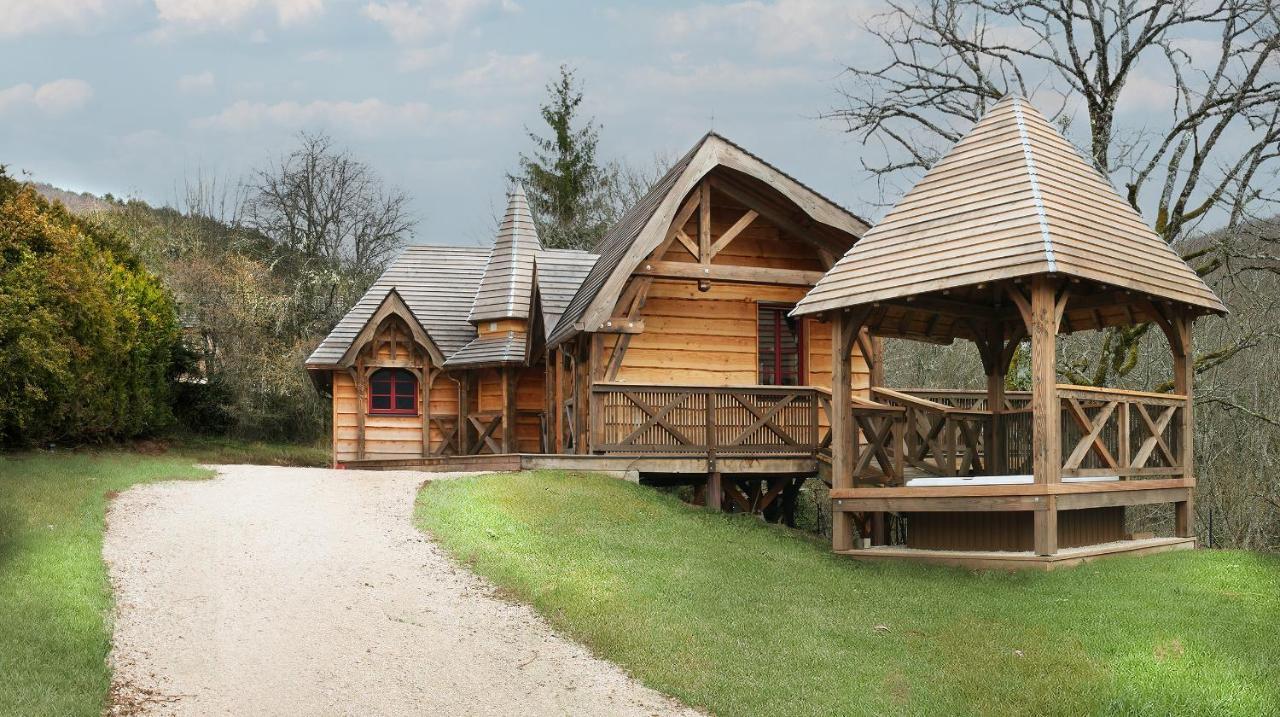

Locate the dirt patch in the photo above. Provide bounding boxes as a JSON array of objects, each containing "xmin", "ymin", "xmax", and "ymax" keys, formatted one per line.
[{"xmin": 104, "ymin": 465, "xmax": 697, "ymax": 716}]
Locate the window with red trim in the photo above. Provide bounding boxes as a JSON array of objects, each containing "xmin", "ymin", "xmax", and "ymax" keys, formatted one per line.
[
  {"xmin": 369, "ymin": 368, "xmax": 418, "ymax": 415},
  {"xmin": 757, "ymin": 305, "xmax": 804, "ymax": 386}
]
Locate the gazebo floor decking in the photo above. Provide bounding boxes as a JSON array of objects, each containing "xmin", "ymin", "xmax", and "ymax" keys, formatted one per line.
[
  {"xmin": 340, "ymin": 452, "xmax": 820, "ymax": 476},
  {"xmin": 836, "ymin": 536, "xmax": 1195, "ymax": 571}
]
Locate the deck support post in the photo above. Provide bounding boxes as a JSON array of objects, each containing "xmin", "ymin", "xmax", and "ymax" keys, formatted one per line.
[
  {"xmin": 831, "ymin": 307, "xmax": 870, "ymax": 551},
  {"xmin": 1025, "ymin": 277, "xmax": 1063, "ymax": 555},
  {"xmin": 706, "ymin": 471, "xmax": 722, "ymax": 511},
  {"xmin": 501, "ymin": 366, "xmax": 518, "ymax": 453}
]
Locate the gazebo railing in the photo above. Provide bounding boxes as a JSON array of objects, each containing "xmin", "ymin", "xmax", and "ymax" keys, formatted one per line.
[
  {"xmin": 841, "ymin": 384, "xmax": 1186, "ymax": 484},
  {"xmin": 1057, "ymin": 385, "xmax": 1186, "ymax": 479}
]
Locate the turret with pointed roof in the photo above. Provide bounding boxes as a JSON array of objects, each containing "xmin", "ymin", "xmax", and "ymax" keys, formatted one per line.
[{"xmin": 468, "ymin": 183, "xmax": 542, "ymax": 325}]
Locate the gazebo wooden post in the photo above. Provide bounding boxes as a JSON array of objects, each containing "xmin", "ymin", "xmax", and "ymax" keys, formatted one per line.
[
  {"xmin": 984, "ymin": 321, "xmax": 1006, "ymax": 476},
  {"xmin": 1161, "ymin": 308, "xmax": 1196, "ymax": 538},
  {"xmin": 1028, "ymin": 276, "xmax": 1062, "ymax": 556},
  {"xmin": 831, "ymin": 308, "xmax": 869, "ymax": 551}
]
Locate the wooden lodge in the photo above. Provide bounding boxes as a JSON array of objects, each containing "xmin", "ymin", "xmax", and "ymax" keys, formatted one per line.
[{"xmin": 307, "ymin": 100, "xmax": 1224, "ymax": 569}]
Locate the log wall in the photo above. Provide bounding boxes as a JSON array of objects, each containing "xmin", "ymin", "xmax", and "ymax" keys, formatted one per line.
[
  {"xmin": 604, "ymin": 204, "xmax": 869, "ymax": 395},
  {"xmin": 332, "ymin": 369, "xmax": 457, "ymax": 463}
]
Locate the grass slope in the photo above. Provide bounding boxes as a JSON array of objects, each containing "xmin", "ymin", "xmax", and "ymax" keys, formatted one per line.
[
  {"xmin": 0, "ymin": 440, "xmax": 323, "ymax": 717},
  {"xmin": 417, "ymin": 471, "xmax": 1280, "ymax": 717}
]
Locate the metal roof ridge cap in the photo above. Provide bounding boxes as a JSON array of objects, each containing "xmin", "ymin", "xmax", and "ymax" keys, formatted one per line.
[{"xmin": 1011, "ymin": 97, "xmax": 1057, "ymax": 272}]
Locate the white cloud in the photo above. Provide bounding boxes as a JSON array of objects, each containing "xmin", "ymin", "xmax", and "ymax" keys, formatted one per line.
[
  {"xmin": 437, "ymin": 51, "xmax": 546, "ymax": 92},
  {"xmin": 177, "ymin": 70, "xmax": 216, "ymax": 93},
  {"xmin": 0, "ymin": 0, "xmax": 109, "ymax": 37},
  {"xmin": 191, "ymin": 97, "xmax": 475, "ymax": 135},
  {"xmin": 362, "ymin": 0, "xmax": 507, "ymax": 42},
  {"xmin": 151, "ymin": 0, "xmax": 323, "ymax": 34},
  {"xmin": 662, "ymin": 0, "xmax": 871, "ymax": 61},
  {"xmin": 630, "ymin": 62, "xmax": 807, "ymax": 95},
  {"xmin": 363, "ymin": 0, "xmax": 517, "ymax": 71},
  {"xmin": 398, "ymin": 44, "xmax": 451, "ymax": 71},
  {"xmin": 0, "ymin": 79, "xmax": 93, "ymax": 115}
]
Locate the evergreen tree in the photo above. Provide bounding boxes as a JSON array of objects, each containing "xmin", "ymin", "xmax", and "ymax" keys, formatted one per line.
[{"xmin": 513, "ymin": 65, "xmax": 613, "ymax": 250}]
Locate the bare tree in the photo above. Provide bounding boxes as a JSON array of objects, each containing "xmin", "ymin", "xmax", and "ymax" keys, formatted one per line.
[
  {"xmin": 828, "ymin": 0, "xmax": 1280, "ymax": 387},
  {"xmin": 244, "ymin": 132, "xmax": 414, "ymax": 283}
]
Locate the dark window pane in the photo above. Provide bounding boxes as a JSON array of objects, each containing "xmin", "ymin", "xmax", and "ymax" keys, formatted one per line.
[
  {"xmin": 395, "ymin": 380, "xmax": 415, "ymax": 395},
  {"xmin": 371, "ymin": 395, "xmax": 391, "ymax": 410},
  {"xmin": 371, "ymin": 379, "xmax": 392, "ymax": 395},
  {"xmin": 394, "ymin": 395, "xmax": 414, "ymax": 411}
]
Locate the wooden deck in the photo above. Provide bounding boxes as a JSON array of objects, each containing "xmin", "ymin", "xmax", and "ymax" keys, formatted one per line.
[
  {"xmin": 836, "ymin": 536, "xmax": 1195, "ymax": 571},
  {"xmin": 340, "ymin": 452, "xmax": 820, "ymax": 476}
]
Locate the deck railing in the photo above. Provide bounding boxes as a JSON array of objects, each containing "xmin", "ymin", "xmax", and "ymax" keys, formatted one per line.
[
  {"xmin": 588, "ymin": 382, "xmax": 1187, "ymax": 482},
  {"xmin": 591, "ymin": 383, "xmax": 821, "ymax": 455},
  {"xmin": 1057, "ymin": 385, "xmax": 1186, "ymax": 479}
]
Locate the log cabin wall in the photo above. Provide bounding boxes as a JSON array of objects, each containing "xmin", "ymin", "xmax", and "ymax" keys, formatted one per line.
[
  {"xmin": 474, "ymin": 365, "xmax": 546, "ymax": 453},
  {"xmin": 331, "ymin": 316, "xmax": 456, "ymax": 464},
  {"xmin": 332, "ymin": 370, "xmax": 457, "ymax": 462},
  {"xmin": 601, "ymin": 196, "xmax": 870, "ymax": 396}
]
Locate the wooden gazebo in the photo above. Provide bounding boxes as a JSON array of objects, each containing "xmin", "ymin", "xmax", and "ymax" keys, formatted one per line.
[{"xmin": 793, "ymin": 96, "xmax": 1226, "ymax": 568}]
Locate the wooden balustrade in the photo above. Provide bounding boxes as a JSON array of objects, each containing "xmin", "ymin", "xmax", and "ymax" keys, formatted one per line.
[
  {"xmin": 588, "ymin": 382, "xmax": 1186, "ymax": 484},
  {"xmin": 591, "ymin": 384, "xmax": 821, "ymax": 455},
  {"xmin": 1057, "ymin": 384, "xmax": 1187, "ymax": 479}
]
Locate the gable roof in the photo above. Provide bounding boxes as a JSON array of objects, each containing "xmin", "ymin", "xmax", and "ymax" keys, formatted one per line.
[
  {"xmin": 468, "ymin": 184, "xmax": 541, "ymax": 324},
  {"xmin": 547, "ymin": 132, "xmax": 870, "ymax": 346},
  {"xmin": 536, "ymin": 248, "xmax": 599, "ymax": 340},
  {"xmin": 794, "ymin": 95, "xmax": 1226, "ymax": 317},
  {"xmin": 306, "ymin": 245, "xmax": 488, "ymax": 368}
]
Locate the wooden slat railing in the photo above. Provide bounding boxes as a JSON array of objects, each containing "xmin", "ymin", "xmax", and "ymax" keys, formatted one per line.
[
  {"xmin": 591, "ymin": 383, "xmax": 821, "ymax": 455},
  {"xmin": 1057, "ymin": 384, "xmax": 1186, "ymax": 479}
]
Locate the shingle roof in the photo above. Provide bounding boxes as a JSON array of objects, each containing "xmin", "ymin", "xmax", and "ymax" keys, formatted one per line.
[
  {"xmin": 441, "ymin": 331, "xmax": 528, "ymax": 368},
  {"xmin": 794, "ymin": 95, "xmax": 1226, "ymax": 316},
  {"xmin": 469, "ymin": 184, "xmax": 541, "ymax": 323},
  {"xmin": 547, "ymin": 131, "xmax": 869, "ymax": 346},
  {"xmin": 536, "ymin": 248, "xmax": 599, "ymax": 339},
  {"xmin": 306, "ymin": 245, "xmax": 487, "ymax": 367}
]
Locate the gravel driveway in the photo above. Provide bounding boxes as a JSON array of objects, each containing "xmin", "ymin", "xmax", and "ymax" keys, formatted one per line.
[{"xmin": 103, "ymin": 465, "xmax": 697, "ymax": 716}]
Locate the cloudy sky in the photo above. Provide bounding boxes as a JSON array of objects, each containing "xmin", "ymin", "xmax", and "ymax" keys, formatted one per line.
[{"xmin": 0, "ymin": 0, "xmax": 896, "ymax": 245}]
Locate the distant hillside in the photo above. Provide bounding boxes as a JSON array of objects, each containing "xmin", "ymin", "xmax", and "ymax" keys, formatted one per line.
[{"xmin": 30, "ymin": 182, "xmax": 115, "ymax": 215}]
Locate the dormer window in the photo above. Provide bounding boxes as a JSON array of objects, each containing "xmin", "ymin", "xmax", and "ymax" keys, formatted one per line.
[{"xmin": 369, "ymin": 368, "xmax": 417, "ymax": 415}]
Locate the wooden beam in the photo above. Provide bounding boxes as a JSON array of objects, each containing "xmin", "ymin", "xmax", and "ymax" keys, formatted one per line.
[
  {"xmin": 831, "ymin": 307, "xmax": 871, "ymax": 552},
  {"xmin": 593, "ymin": 318, "xmax": 645, "ymax": 333},
  {"xmin": 457, "ymin": 372, "xmax": 474, "ymax": 455},
  {"xmin": 698, "ymin": 182, "xmax": 712, "ymax": 264},
  {"xmin": 1028, "ymin": 276, "xmax": 1060, "ymax": 556},
  {"xmin": 706, "ymin": 472, "xmax": 722, "ymax": 511},
  {"xmin": 635, "ymin": 260, "xmax": 824, "ymax": 287},
  {"xmin": 501, "ymin": 367, "xmax": 517, "ymax": 453},
  {"xmin": 352, "ymin": 366, "xmax": 366, "ymax": 461},
  {"xmin": 708, "ymin": 209, "xmax": 758, "ymax": 259}
]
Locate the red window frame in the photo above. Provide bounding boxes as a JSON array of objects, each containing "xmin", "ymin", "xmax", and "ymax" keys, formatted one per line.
[
  {"xmin": 368, "ymin": 368, "xmax": 418, "ymax": 416},
  {"xmin": 758, "ymin": 304, "xmax": 805, "ymax": 386}
]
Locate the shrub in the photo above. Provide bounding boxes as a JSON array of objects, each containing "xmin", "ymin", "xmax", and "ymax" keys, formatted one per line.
[{"xmin": 0, "ymin": 170, "xmax": 181, "ymax": 446}]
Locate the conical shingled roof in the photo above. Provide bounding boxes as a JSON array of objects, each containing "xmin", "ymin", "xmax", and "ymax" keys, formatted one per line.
[
  {"xmin": 794, "ymin": 95, "xmax": 1225, "ymax": 316},
  {"xmin": 468, "ymin": 183, "xmax": 542, "ymax": 323}
]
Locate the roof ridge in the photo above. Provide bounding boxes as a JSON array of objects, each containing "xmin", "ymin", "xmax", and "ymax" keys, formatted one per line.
[{"xmin": 1010, "ymin": 97, "xmax": 1057, "ymax": 272}]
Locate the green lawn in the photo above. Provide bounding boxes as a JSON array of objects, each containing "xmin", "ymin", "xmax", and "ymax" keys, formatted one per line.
[
  {"xmin": 0, "ymin": 440, "xmax": 326, "ymax": 717},
  {"xmin": 417, "ymin": 471, "xmax": 1280, "ymax": 717}
]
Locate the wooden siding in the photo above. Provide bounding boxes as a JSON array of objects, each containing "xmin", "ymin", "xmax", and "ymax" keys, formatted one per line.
[
  {"xmin": 906, "ymin": 507, "xmax": 1126, "ymax": 551},
  {"xmin": 475, "ymin": 366, "xmax": 545, "ymax": 453},
  {"xmin": 333, "ymin": 370, "xmax": 457, "ymax": 463},
  {"xmin": 603, "ymin": 205, "xmax": 870, "ymax": 393}
]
